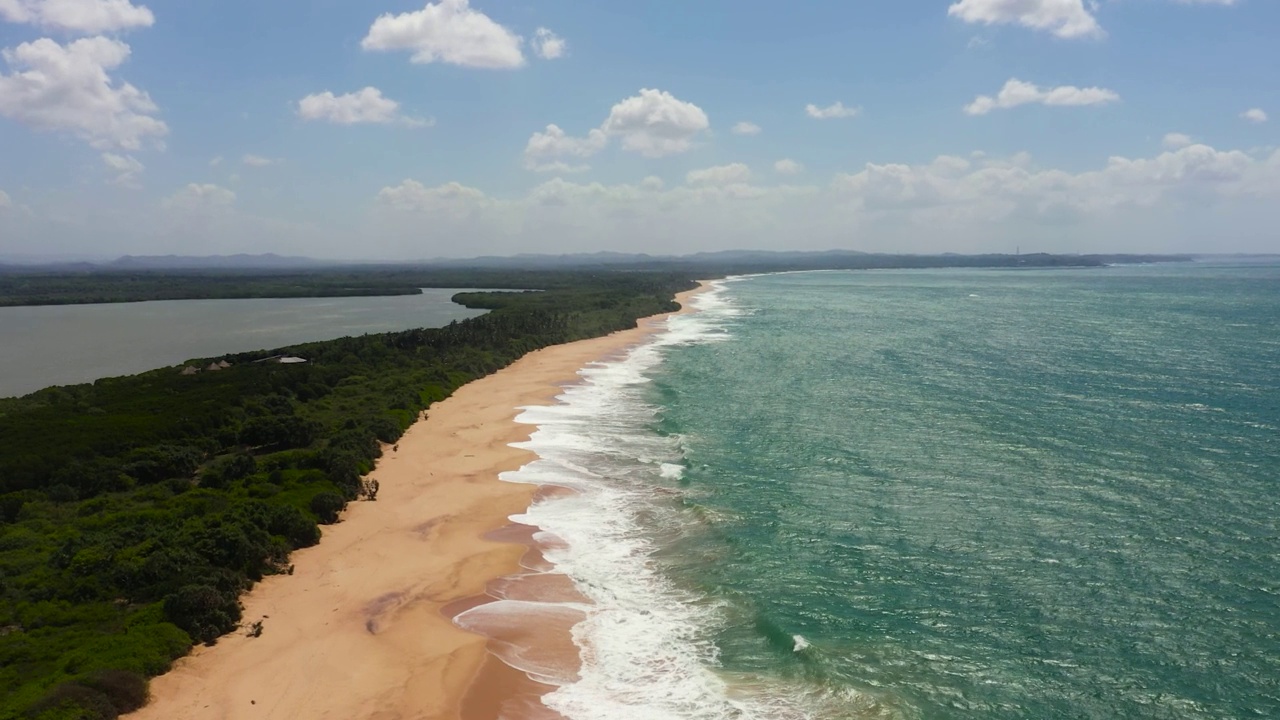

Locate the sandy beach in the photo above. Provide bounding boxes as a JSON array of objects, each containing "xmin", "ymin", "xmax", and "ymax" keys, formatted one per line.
[{"xmin": 127, "ymin": 284, "xmax": 707, "ymax": 720}]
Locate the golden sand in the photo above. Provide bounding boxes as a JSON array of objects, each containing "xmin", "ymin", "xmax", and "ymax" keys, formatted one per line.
[{"xmin": 127, "ymin": 285, "xmax": 708, "ymax": 720}]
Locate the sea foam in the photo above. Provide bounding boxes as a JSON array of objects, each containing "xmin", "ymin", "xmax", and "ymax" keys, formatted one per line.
[{"xmin": 480, "ymin": 283, "xmax": 814, "ymax": 719}]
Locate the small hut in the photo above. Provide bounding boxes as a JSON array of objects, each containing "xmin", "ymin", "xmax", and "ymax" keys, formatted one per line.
[{"xmin": 180, "ymin": 366, "xmax": 199, "ymax": 376}]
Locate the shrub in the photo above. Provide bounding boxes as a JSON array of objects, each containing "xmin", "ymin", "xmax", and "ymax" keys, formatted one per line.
[
  {"xmin": 163, "ymin": 584, "xmax": 241, "ymax": 645},
  {"xmin": 264, "ymin": 504, "xmax": 321, "ymax": 548},
  {"xmin": 25, "ymin": 683, "xmax": 118, "ymax": 720},
  {"xmin": 309, "ymin": 492, "xmax": 346, "ymax": 525},
  {"xmin": 79, "ymin": 670, "xmax": 149, "ymax": 714}
]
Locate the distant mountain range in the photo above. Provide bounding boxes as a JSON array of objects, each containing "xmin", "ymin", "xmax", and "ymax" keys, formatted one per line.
[
  {"xmin": 0, "ymin": 253, "xmax": 330, "ymax": 271},
  {"xmin": 108, "ymin": 254, "xmax": 331, "ymax": 270}
]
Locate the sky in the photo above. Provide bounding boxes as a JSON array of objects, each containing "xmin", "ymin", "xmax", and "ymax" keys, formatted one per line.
[{"xmin": 0, "ymin": 0, "xmax": 1276, "ymax": 261}]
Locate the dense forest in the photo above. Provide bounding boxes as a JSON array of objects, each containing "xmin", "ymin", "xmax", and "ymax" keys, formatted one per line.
[
  {"xmin": 0, "ymin": 272, "xmax": 694, "ymax": 719},
  {"xmin": 0, "ymin": 252, "xmax": 1193, "ymax": 307}
]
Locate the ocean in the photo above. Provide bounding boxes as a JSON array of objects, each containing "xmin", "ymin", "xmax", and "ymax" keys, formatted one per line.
[{"xmin": 481, "ymin": 263, "xmax": 1280, "ymax": 719}]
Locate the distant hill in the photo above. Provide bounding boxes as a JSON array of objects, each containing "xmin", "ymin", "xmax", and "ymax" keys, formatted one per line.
[
  {"xmin": 422, "ymin": 249, "xmax": 876, "ymax": 268},
  {"xmin": 107, "ymin": 254, "xmax": 332, "ymax": 270}
]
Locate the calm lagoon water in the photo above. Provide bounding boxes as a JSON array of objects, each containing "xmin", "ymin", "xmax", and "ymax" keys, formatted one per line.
[{"xmin": 0, "ymin": 289, "xmax": 486, "ymax": 398}]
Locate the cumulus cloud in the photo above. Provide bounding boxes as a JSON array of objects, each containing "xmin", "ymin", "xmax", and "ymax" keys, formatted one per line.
[
  {"xmin": 775, "ymin": 159, "xmax": 804, "ymax": 175},
  {"xmin": 376, "ymin": 179, "xmax": 489, "ymax": 212},
  {"xmin": 0, "ymin": 0, "xmax": 154, "ymax": 34},
  {"xmin": 533, "ymin": 27, "xmax": 565, "ymax": 59},
  {"xmin": 297, "ymin": 87, "xmax": 429, "ymax": 127},
  {"xmin": 602, "ymin": 89, "xmax": 711, "ymax": 157},
  {"xmin": 731, "ymin": 121, "xmax": 762, "ymax": 136},
  {"xmin": 362, "ymin": 0, "xmax": 526, "ymax": 69},
  {"xmin": 523, "ymin": 124, "xmax": 606, "ymax": 172},
  {"xmin": 831, "ymin": 145, "xmax": 1271, "ymax": 223},
  {"xmin": 101, "ymin": 152, "xmax": 142, "ymax": 186},
  {"xmin": 965, "ymin": 78, "xmax": 1120, "ymax": 115},
  {"xmin": 1163, "ymin": 133, "xmax": 1193, "ymax": 150},
  {"xmin": 242, "ymin": 154, "xmax": 278, "ymax": 167},
  {"xmin": 806, "ymin": 102, "xmax": 860, "ymax": 120},
  {"xmin": 367, "ymin": 143, "xmax": 1280, "ymax": 257},
  {"xmin": 686, "ymin": 163, "xmax": 752, "ymax": 187},
  {"xmin": 524, "ymin": 89, "xmax": 710, "ymax": 169},
  {"xmin": 947, "ymin": 0, "xmax": 1102, "ymax": 39},
  {"xmin": 0, "ymin": 36, "xmax": 167, "ymax": 150},
  {"xmin": 163, "ymin": 183, "xmax": 234, "ymax": 211},
  {"xmin": 1241, "ymin": 108, "xmax": 1268, "ymax": 124}
]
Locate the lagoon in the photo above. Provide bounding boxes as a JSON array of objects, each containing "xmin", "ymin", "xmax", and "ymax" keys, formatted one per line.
[{"xmin": 0, "ymin": 289, "xmax": 487, "ymax": 398}]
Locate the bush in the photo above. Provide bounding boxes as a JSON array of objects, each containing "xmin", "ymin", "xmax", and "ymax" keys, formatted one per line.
[
  {"xmin": 121, "ymin": 446, "xmax": 203, "ymax": 485},
  {"xmin": 309, "ymin": 492, "xmax": 346, "ymax": 524},
  {"xmin": 163, "ymin": 584, "xmax": 241, "ymax": 645},
  {"xmin": 25, "ymin": 683, "xmax": 118, "ymax": 720},
  {"xmin": 367, "ymin": 416, "xmax": 404, "ymax": 444},
  {"xmin": 79, "ymin": 670, "xmax": 148, "ymax": 714},
  {"xmin": 264, "ymin": 504, "xmax": 321, "ymax": 548}
]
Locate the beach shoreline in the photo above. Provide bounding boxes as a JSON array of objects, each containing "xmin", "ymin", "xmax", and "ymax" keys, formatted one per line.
[{"xmin": 127, "ymin": 283, "xmax": 709, "ymax": 720}]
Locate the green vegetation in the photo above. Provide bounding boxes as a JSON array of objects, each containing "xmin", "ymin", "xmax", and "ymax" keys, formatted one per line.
[
  {"xmin": 0, "ymin": 253, "xmax": 1191, "ymax": 307},
  {"xmin": 0, "ymin": 273, "xmax": 693, "ymax": 719}
]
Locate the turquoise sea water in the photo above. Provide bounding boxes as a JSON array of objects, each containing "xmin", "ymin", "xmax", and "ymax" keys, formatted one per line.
[{"xmin": 495, "ymin": 263, "xmax": 1280, "ymax": 719}]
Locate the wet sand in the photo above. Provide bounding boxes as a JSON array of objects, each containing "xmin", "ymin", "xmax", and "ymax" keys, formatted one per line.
[{"xmin": 127, "ymin": 284, "xmax": 708, "ymax": 720}]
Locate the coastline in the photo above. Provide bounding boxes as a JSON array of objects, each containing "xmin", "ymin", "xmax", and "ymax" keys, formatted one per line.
[{"xmin": 127, "ymin": 282, "xmax": 709, "ymax": 720}]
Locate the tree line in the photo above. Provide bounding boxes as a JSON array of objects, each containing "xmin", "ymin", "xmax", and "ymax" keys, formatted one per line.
[{"xmin": 0, "ymin": 255, "xmax": 1192, "ymax": 307}]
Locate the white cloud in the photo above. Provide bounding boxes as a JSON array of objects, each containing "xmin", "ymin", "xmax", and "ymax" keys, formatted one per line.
[
  {"xmin": 362, "ymin": 0, "xmax": 525, "ymax": 69},
  {"xmin": 806, "ymin": 102, "xmax": 859, "ymax": 120},
  {"xmin": 523, "ymin": 124, "xmax": 606, "ymax": 172},
  {"xmin": 965, "ymin": 78, "xmax": 1120, "ymax": 115},
  {"xmin": 731, "ymin": 121, "xmax": 762, "ymax": 136},
  {"xmin": 602, "ymin": 89, "xmax": 710, "ymax": 157},
  {"xmin": 376, "ymin": 179, "xmax": 489, "ymax": 212},
  {"xmin": 242, "ymin": 154, "xmax": 279, "ymax": 167},
  {"xmin": 366, "ymin": 143, "xmax": 1280, "ymax": 257},
  {"xmin": 1163, "ymin": 133, "xmax": 1193, "ymax": 150},
  {"xmin": 640, "ymin": 176, "xmax": 664, "ymax": 191},
  {"xmin": 163, "ymin": 183, "xmax": 235, "ymax": 211},
  {"xmin": 525, "ymin": 89, "xmax": 709, "ymax": 168},
  {"xmin": 209, "ymin": 155, "xmax": 223, "ymax": 167},
  {"xmin": 297, "ymin": 87, "xmax": 428, "ymax": 127},
  {"xmin": 1241, "ymin": 108, "xmax": 1268, "ymax": 124},
  {"xmin": 0, "ymin": 0, "xmax": 154, "ymax": 34},
  {"xmin": 775, "ymin": 159, "xmax": 804, "ymax": 175},
  {"xmin": 13, "ymin": 143, "xmax": 1280, "ymax": 259},
  {"xmin": 0, "ymin": 189, "xmax": 11, "ymax": 210},
  {"xmin": 686, "ymin": 163, "xmax": 752, "ymax": 187},
  {"xmin": 831, "ymin": 145, "xmax": 1269, "ymax": 221},
  {"xmin": 947, "ymin": 0, "xmax": 1103, "ymax": 39},
  {"xmin": 0, "ymin": 36, "xmax": 167, "ymax": 150},
  {"xmin": 533, "ymin": 27, "xmax": 565, "ymax": 59},
  {"xmin": 101, "ymin": 152, "xmax": 142, "ymax": 186}
]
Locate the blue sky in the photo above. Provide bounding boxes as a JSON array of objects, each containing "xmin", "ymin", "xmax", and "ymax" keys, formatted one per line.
[{"xmin": 0, "ymin": 0, "xmax": 1276, "ymax": 260}]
